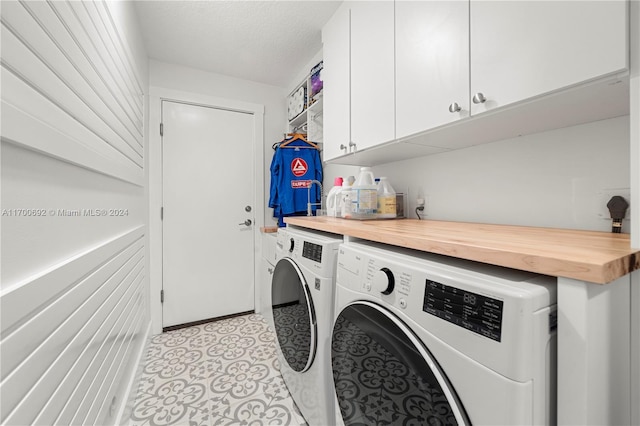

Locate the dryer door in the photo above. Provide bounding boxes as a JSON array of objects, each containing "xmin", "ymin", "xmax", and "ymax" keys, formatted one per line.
[
  {"xmin": 271, "ymin": 257, "xmax": 317, "ymax": 372},
  {"xmin": 332, "ymin": 301, "xmax": 470, "ymax": 425}
]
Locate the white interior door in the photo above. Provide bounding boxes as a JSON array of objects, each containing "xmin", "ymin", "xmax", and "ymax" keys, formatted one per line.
[{"xmin": 162, "ymin": 101, "xmax": 255, "ymax": 328}]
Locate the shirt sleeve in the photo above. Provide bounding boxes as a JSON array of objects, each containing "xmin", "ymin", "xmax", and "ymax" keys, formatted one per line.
[{"xmin": 268, "ymin": 148, "xmax": 280, "ymax": 209}]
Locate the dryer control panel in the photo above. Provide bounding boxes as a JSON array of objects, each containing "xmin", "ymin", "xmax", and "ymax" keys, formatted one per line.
[
  {"xmin": 423, "ymin": 280, "xmax": 504, "ymax": 342},
  {"xmin": 302, "ymin": 241, "xmax": 323, "ymax": 263}
]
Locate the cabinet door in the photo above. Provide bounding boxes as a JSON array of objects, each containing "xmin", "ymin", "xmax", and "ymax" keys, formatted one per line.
[
  {"xmin": 322, "ymin": 3, "xmax": 351, "ymax": 161},
  {"xmin": 396, "ymin": 0, "xmax": 470, "ymax": 139},
  {"xmin": 470, "ymin": 0, "xmax": 628, "ymax": 115},
  {"xmin": 350, "ymin": 0, "xmax": 395, "ymax": 151}
]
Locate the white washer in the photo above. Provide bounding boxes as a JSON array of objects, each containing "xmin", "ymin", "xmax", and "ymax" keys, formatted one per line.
[
  {"xmin": 332, "ymin": 241, "xmax": 557, "ymax": 425},
  {"xmin": 269, "ymin": 227, "xmax": 342, "ymax": 426}
]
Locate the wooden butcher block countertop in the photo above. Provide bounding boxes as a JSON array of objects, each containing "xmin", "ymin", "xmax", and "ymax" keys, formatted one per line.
[{"xmin": 284, "ymin": 217, "xmax": 640, "ymax": 284}]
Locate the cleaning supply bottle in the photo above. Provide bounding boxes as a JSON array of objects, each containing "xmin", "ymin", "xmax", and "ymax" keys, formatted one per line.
[
  {"xmin": 351, "ymin": 167, "xmax": 377, "ymax": 219},
  {"xmin": 376, "ymin": 177, "xmax": 397, "ymax": 219},
  {"xmin": 340, "ymin": 176, "xmax": 355, "ymax": 218},
  {"xmin": 326, "ymin": 177, "xmax": 344, "ymax": 217}
]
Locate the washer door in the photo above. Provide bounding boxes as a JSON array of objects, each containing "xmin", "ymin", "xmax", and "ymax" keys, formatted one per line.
[
  {"xmin": 271, "ymin": 257, "xmax": 317, "ymax": 372},
  {"xmin": 332, "ymin": 301, "xmax": 470, "ymax": 425}
]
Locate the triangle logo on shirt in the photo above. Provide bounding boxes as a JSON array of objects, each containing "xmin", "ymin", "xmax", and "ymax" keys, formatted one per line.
[{"xmin": 291, "ymin": 158, "xmax": 308, "ymax": 177}]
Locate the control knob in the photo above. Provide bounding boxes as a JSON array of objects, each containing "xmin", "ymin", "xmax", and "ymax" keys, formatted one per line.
[{"xmin": 372, "ymin": 268, "xmax": 395, "ymax": 295}]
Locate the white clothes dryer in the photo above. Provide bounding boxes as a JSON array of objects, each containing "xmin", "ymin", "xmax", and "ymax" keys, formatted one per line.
[
  {"xmin": 332, "ymin": 241, "xmax": 557, "ymax": 425},
  {"xmin": 269, "ymin": 227, "xmax": 342, "ymax": 426}
]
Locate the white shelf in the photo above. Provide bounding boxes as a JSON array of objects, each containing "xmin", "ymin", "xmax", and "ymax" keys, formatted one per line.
[
  {"xmin": 288, "ymin": 110, "xmax": 307, "ymax": 129},
  {"xmin": 287, "ymin": 72, "xmax": 323, "ymax": 143}
]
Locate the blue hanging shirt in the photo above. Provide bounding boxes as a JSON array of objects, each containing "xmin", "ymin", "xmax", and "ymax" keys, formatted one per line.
[{"xmin": 269, "ymin": 140, "xmax": 322, "ymax": 226}]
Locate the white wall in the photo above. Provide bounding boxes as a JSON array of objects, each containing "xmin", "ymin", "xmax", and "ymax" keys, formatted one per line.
[
  {"xmin": 0, "ymin": 1, "xmax": 148, "ymax": 424},
  {"xmin": 148, "ymin": 59, "xmax": 287, "ymax": 228},
  {"xmin": 286, "ymin": 50, "xmax": 324, "ymax": 95},
  {"xmin": 361, "ymin": 116, "xmax": 630, "ymax": 232}
]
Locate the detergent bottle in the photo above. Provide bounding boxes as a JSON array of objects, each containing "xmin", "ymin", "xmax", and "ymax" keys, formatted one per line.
[
  {"xmin": 376, "ymin": 177, "xmax": 397, "ymax": 219},
  {"xmin": 326, "ymin": 177, "xmax": 344, "ymax": 217},
  {"xmin": 351, "ymin": 167, "xmax": 377, "ymax": 219},
  {"xmin": 340, "ymin": 176, "xmax": 355, "ymax": 218}
]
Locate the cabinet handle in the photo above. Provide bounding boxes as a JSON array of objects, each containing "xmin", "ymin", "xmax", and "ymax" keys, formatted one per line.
[
  {"xmin": 448, "ymin": 102, "xmax": 461, "ymax": 113},
  {"xmin": 340, "ymin": 144, "xmax": 347, "ymax": 151},
  {"xmin": 472, "ymin": 93, "xmax": 487, "ymax": 104},
  {"xmin": 349, "ymin": 141, "xmax": 357, "ymax": 152}
]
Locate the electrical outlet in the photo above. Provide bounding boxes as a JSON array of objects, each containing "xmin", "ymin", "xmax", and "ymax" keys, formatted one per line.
[
  {"xmin": 597, "ymin": 188, "xmax": 631, "ymax": 221},
  {"xmin": 415, "ymin": 196, "xmax": 428, "ymax": 218}
]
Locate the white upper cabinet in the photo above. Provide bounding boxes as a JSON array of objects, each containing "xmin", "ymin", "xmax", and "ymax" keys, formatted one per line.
[
  {"xmin": 322, "ymin": 0, "xmax": 629, "ymax": 165},
  {"xmin": 322, "ymin": 3, "xmax": 351, "ymax": 161},
  {"xmin": 396, "ymin": 0, "xmax": 470, "ymax": 139},
  {"xmin": 350, "ymin": 1, "xmax": 395, "ymax": 152},
  {"xmin": 469, "ymin": 0, "xmax": 628, "ymax": 115}
]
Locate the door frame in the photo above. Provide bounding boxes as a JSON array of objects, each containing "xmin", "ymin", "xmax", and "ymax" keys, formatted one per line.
[{"xmin": 148, "ymin": 86, "xmax": 265, "ymax": 334}]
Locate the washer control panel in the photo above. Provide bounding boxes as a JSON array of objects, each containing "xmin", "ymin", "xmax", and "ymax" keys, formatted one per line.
[
  {"xmin": 363, "ymin": 260, "xmax": 413, "ymax": 298},
  {"xmin": 423, "ymin": 280, "xmax": 504, "ymax": 342},
  {"xmin": 280, "ymin": 228, "xmax": 342, "ymax": 278},
  {"xmin": 302, "ymin": 241, "xmax": 323, "ymax": 263}
]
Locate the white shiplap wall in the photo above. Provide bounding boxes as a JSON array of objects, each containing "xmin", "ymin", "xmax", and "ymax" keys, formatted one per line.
[{"xmin": 1, "ymin": 1, "xmax": 148, "ymax": 424}]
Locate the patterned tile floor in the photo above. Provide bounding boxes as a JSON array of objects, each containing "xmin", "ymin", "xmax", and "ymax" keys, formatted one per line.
[{"xmin": 129, "ymin": 313, "xmax": 307, "ymax": 426}]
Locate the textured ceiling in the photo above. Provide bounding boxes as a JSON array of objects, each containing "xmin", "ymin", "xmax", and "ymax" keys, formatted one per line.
[{"xmin": 134, "ymin": 1, "xmax": 342, "ymax": 88}]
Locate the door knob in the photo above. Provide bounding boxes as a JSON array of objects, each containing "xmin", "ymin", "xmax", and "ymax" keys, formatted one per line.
[
  {"xmin": 472, "ymin": 92, "xmax": 487, "ymax": 104},
  {"xmin": 448, "ymin": 102, "xmax": 461, "ymax": 113},
  {"xmin": 239, "ymin": 219, "xmax": 252, "ymax": 226}
]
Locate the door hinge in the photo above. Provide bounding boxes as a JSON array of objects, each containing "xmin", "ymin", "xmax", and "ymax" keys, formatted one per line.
[
  {"xmin": 160, "ymin": 123, "xmax": 163, "ymax": 136},
  {"xmin": 160, "ymin": 207, "xmax": 164, "ymax": 220},
  {"xmin": 160, "ymin": 289, "xmax": 164, "ymax": 304}
]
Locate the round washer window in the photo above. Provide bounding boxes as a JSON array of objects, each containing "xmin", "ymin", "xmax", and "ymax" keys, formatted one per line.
[
  {"xmin": 271, "ymin": 257, "xmax": 316, "ymax": 372},
  {"xmin": 332, "ymin": 301, "xmax": 470, "ymax": 425}
]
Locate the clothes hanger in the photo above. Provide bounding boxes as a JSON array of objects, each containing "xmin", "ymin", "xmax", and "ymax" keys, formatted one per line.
[
  {"xmin": 272, "ymin": 133, "xmax": 302, "ymax": 150},
  {"xmin": 279, "ymin": 133, "xmax": 318, "ymax": 149}
]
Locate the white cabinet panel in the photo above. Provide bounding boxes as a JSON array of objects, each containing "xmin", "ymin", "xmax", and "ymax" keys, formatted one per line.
[
  {"xmin": 396, "ymin": 0, "xmax": 469, "ymax": 139},
  {"xmin": 323, "ymin": 0, "xmax": 629, "ymax": 166},
  {"xmin": 470, "ymin": 0, "xmax": 628, "ymax": 115},
  {"xmin": 322, "ymin": 3, "xmax": 351, "ymax": 161},
  {"xmin": 350, "ymin": 1, "xmax": 395, "ymax": 151}
]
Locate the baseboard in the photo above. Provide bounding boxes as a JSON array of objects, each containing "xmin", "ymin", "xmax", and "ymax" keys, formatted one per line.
[{"xmin": 116, "ymin": 320, "xmax": 152, "ymax": 426}]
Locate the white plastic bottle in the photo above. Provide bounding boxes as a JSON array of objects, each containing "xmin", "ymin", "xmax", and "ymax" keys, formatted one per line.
[
  {"xmin": 377, "ymin": 177, "xmax": 397, "ymax": 219},
  {"xmin": 340, "ymin": 176, "xmax": 355, "ymax": 218},
  {"xmin": 351, "ymin": 167, "xmax": 378, "ymax": 219},
  {"xmin": 326, "ymin": 177, "xmax": 344, "ymax": 217}
]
